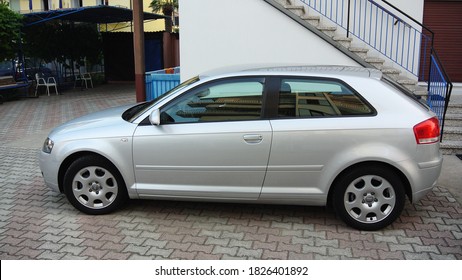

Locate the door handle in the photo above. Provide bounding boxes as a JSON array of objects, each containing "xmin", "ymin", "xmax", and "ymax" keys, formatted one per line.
[{"xmin": 243, "ymin": 134, "xmax": 263, "ymax": 144}]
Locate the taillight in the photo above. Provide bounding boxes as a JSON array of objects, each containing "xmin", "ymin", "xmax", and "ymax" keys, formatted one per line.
[{"xmin": 413, "ymin": 117, "xmax": 440, "ymax": 144}]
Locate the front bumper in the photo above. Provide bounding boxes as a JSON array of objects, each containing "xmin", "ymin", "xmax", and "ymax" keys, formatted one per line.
[{"xmin": 38, "ymin": 150, "xmax": 61, "ymax": 193}]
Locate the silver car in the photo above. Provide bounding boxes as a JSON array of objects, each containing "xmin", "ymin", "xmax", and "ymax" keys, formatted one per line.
[{"xmin": 39, "ymin": 66, "xmax": 442, "ymax": 230}]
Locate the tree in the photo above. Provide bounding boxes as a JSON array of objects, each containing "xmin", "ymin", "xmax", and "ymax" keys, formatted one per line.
[
  {"xmin": 0, "ymin": 1, "xmax": 23, "ymax": 61},
  {"xmin": 149, "ymin": 0, "xmax": 178, "ymax": 33},
  {"xmin": 22, "ymin": 22, "xmax": 102, "ymax": 77}
]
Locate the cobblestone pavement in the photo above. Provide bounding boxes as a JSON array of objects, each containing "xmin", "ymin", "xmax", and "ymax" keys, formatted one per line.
[{"xmin": 0, "ymin": 84, "xmax": 461, "ymax": 260}]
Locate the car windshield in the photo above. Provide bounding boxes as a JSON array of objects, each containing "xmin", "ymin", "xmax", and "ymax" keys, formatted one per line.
[{"xmin": 123, "ymin": 76, "xmax": 200, "ymax": 122}]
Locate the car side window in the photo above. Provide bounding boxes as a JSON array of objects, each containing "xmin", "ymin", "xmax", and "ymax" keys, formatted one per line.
[
  {"xmin": 161, "ymin": 78, "xmax": 264, "ymax": 124},
  {"xmin": 278, "ymin": 78, "xmax": 373, "ymax": 117}
]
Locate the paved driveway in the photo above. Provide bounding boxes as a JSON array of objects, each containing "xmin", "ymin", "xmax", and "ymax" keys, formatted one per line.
[{"xmin": 1, "ymin": 84, "xmax": 461, "ymax": 260}]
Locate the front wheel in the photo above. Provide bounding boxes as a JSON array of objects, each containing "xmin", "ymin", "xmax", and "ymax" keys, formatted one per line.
[
  {"xmin": 63, "ymin": 155, "xmax": 127, "ymax": 214},
  {"xmin": 332, "ymin": 165, "xmax": 405, "ymax": 231}
]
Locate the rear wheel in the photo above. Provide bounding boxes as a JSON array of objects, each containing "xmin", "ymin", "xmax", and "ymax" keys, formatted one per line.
[
  {"xmin": 332, "ymin": 165, "xmax": 405, "ymax": 231},
  {"xmin": 63, "ymin": 155, "xmax": 127, "ymax": 214}
]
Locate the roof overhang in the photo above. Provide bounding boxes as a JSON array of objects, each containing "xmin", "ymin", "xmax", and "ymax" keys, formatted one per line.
[{"xmin": 23, "ymin": 5, "xmax": 166, "ymax": 26}]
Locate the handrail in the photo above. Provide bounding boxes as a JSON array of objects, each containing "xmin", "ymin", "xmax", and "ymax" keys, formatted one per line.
[
  {"xmin": 427, "ymin": 48, "xmax": 453, "ymax": 139},
  {"xmin": 382, "ymin": 0, "xmax": 434, "ymax": 44}
]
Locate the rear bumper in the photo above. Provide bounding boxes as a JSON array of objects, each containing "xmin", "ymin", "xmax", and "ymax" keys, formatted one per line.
[{"xmin": 409, "ymin": 155, "xmax": 443, "ymax": 203}]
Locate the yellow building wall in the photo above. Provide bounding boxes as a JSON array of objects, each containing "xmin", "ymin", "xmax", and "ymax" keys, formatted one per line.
[{"xmin": 13, "ymin": 0, "xmax": 165, "ymax": 32}]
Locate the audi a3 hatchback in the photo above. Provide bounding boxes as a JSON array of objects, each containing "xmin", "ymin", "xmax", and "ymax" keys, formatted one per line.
[{"xmin": 39, "ymin": 66, "xmax": 443, "ymax": 230}]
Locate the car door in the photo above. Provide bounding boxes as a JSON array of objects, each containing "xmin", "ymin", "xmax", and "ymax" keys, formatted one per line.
[
  {"xmin": 261, "ymin": 77, "xmax": 376, "ymax": 203},
  {"xmin": 133, "ymin": 77, "xmax": 272, "ymax": 200}
]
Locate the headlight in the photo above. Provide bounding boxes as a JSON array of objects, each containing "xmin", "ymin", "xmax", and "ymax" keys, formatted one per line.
[{"xmin": 42, "ymin": 138, "xmax": 54, "ymax": 153}]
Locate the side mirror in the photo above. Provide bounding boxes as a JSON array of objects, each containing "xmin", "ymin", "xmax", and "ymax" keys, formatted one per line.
[{"xmin": 149, "ymin": 109, "xmax": 161, "ymax": 125}]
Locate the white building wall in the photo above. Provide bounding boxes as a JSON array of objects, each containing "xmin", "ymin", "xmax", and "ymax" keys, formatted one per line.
[{"xmin": 179, "ymin": 0, "xmax": 361, "ymax": 81}]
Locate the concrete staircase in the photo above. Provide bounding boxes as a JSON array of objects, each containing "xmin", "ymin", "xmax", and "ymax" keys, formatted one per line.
[
  {"xmin": 441, "ymin": 97, "xmax": 462, "ymax": 155},
  {"xmin": 272, "ymin": 0, "xmax": 420, "ymax": 92}
]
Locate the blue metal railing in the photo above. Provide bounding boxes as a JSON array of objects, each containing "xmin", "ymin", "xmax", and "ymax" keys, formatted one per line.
[
  {"xmin": 427, "ymin": 50, "xmax": 453, "ymax": 138},
  {"xmin": 296, "ymin": 0, "xmax": 452, "ymax": 137}
]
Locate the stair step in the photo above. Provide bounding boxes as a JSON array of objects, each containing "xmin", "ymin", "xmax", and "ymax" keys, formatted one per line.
[
  {"xmin": 443, "ymin": 127, "xmax": 462, "ymax": 141},
  {"xmin": 444, "ymin": 113, "xmax": 462, "ymax": 127},
  {"xmin": 397, "ymin": 77, "xmax": 417, "ymax": 91},
  {"xmin": 365, "ymin": 57, "xmax": 385, "ymax": 69},
  {"xmin": 333, "ymin": 36, "xmax": 353, "ymax": 48},
  {"xmin": 317, "ymin": 25, "xmax": 337, "ymax": 37},
  {"xmin": 301, "ymin": 15, "xmax": 321, "ymax": 26},
  {"xmin": 447, "ymin": 103, "xmax": 462, "ymax": 114},
  {"xmin": 349, "ymin": 46, "xmax": 369, "ymax": 59},
  {"xmin": 440, "ymin": 140, "xmax": 462, "ymax": 155},
  {"xmin": 285, "ymin": 5, "xmax": 306, "ymax": 16},
  {"xmin": 381, "ymin": 67, "xmax": 401, "ymax": 80}
]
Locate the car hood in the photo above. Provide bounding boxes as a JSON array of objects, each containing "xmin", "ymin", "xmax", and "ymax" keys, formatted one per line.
[{"xmin": 49, "ymin": 104, "xmax": 137, "ymax": 140}]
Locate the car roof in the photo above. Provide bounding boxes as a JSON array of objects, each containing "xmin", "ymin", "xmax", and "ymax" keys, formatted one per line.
[{"xmin": 200, "ymin": 64, "xmax": 383, "ymax": 80}]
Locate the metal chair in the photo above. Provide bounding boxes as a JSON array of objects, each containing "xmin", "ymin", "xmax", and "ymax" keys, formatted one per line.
[
  {"xmin": 74, "ymin": 73, "xmax": 93, "ymax": 89},
  {"xmin": 35, "ymin": 73, "xmax": 58, "ymax": 96}
]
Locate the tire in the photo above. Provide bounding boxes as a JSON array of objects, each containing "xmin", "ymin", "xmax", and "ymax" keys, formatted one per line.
[
  {"xmin": 332, "ymin": 165, "xmax": 405, "ymax": 231},
  {"xmin": 63, "ymin": 155, "xmax": 128, "ymax": 214}
]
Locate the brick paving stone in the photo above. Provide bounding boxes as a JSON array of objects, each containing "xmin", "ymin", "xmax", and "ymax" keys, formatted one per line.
[
  {"xmin": 38, "ymin": 241, "xmax": 65, "ymax": 252},
  {"xmin": 397, "ymin": 236, "xmax": 423, "ymax": 245},
  {"xmin": 122, "ymin": 244, "xmax": 150, "ymax": 255},
  {"xmin": 100, "ymin": 241, "xmax": 127, "ymax": 252},
  {"xmin": 205, "ymin": 237, "xmax": 230, "ymax": 246},
  {"xmin": 196, "ymin": 252, "xmax": 222, "ymax": 259},
  {"xmin": 166, "ymin": 241, "xmax": 192, "ymax": 251},
  {"xmin": 377, "ymin": 250, "xmax": 404, "ymax": 259},
  {"xmin": 17, "ymin": 239, "xmax": 44, "ymax": 250},
  {"xmin": 187, "ymin": 243, "xmax": 214, "ymax": 254},
  {"xmin": 101, "ymin": 251, "xmax": 132, "ymax": 260},
  {"xmin": 302, "ymin": 245, "xmax": 327, "ymax": 255},
  {"xmin": 170, "ymin": 249, "xmax": 197, "ymax": 259},
  {"xmin": 363, "ymin": 241, "xmax": 389, "ymax": 251},
  {"xmin": 59, "ymin": 244, "xmax": 86, "ymax": 256},
  {"xmin": 237, "ymin": 247, "xmax": 263, "ymax": 259},
  {"xmin": 315, "ymin": 238, "xmax": 339, "ymax": 248},
  {"xmin": 262, "ymin": 250, "xmax": 289, "ymax": 259},
  {"xmin": 143, "ymin": 239, "xmax": 168, "ymax": 248},
  {"xmin": 268, "ymin": 234, "xmax": 292, "ymax": 244},
  {"xmin": 389, "ymin": 244, "xmax": 414, "ymax": 252},
  {"xmin": 212, "ymin": 245, "xmax": 238, "ymax": 256},
  {"xmin": 138, "ymin": 231, "xmax": 162, "ymax": 240},
  {"xmin": 81, "ymin": 239, "xmax": 105, "ymax": 249},
  {"xmin": 373, "ymin": 234, "xmax": 398, "ymax": 244},
  {"xmin": 145, "ymin": 247, "xmax": 174, "ymax": 258},
  {"xmin": 292, "ymin": 236, "xmax": 315, "ymax": 246},
  {"xmin": 37, "ymin": 251, "xmax": 66, "ymax": 260},
  {"xmin": 16, "ymin": 247, "xmax": 44, "ymax": 259},
  {"xmin": 182, "ymin": 235, "xmax": 207, "ymax": 244}
]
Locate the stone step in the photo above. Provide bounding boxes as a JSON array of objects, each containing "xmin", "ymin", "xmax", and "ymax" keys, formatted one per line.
[
  {"xmin": 444, "ymin": 113, "xmax": 462, "ymax": 127},
  {"xmin": 332, "ymin": 36, "xmax": 353, "ymax": 48},
  {"xmin": 301, "ymin": 15, "xmax": 321, "ymax": 26},
  {"xmin": 365, "ymin": 57, "xmax": 385, "ymax": 69},
  {"xmin": 447, "ymin": 103, "xmax": 462, "ymax": 114},
  {"xmin": 285, "ymin": 5, "xmax": 306, "ymax": 16},
  {"xmin": 381, "ymin": 67, "xmax": 401, "ymax": 80},
  {"xmin": 397, "ymin": 77, "xmax": 417, "ymax": 92},
  {"xmin": 317, "ymin": 25, "xmax": 337, "ymax": 37},
  {"xmin": 349, "ymin": 46, "xmax": 369, "ymax": 59},
  {"xmin": 440, "ymin": 140, "xmax": 462, "ymax": 155},
  {"xmin": 442, "ymin": 126, "xmax": 462, "ymax": 141}
]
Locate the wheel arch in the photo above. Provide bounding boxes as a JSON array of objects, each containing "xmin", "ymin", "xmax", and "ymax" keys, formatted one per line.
[
  {"xmin": 57, "ymin": 151, "xmax": 126, "ymax": 194},
  {"xmin": 326, "ymin": 161, "xmax": 412, "ymax": 208}
]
